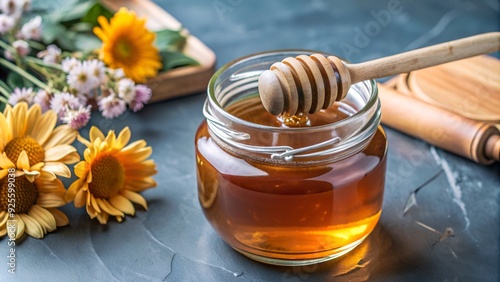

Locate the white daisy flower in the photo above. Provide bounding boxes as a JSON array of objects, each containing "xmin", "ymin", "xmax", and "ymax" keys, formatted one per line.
[
  {"xmin": 66, "ymin": 62, "xmax": 98, "ymax": 94},
  {"xmin": 33, "ymin": 89, "xmax": 51, "ymax": 112},
  {"xmin": 49, "ymin": 92, "xmax": 82, "ymax": 118},
  {"xmin": 0, "ymin": 14, "xmax": 15, "ymax": 34},
  {"xmin": 19, "ymin": 15, "xmax": 41, "ymax": 40},
  {"xmin": 12, "ymin": 39, "xmax": 30, "ymax": 56},
  {"xmin": 84, "ymin": 59, "xmax": 106, "ymax": 85},
  {"xmin": 8, "ymin": 87, "xmax": 34, "ymax": 106},
  {"xmin": 117, "ymin": 78, "xmax": 135, "ymax": 104},
  {"xmin": 0, "ymin": 0, "xmax": 27, "ymax": 18},
  {"xmin": 37, "ymin": 44, "xmax": 61, "ymax": 64},
  {"xmin": 61, "ymin": 57, "xmax": 81, "ymax": 73}
]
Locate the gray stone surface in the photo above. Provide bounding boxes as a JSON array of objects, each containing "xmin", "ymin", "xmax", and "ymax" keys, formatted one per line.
[{"xmin": 2, "ymin": 0, "xmax": 499, "ymax": 281}]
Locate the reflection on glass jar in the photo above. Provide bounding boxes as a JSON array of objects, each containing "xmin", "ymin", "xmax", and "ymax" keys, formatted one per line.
[{"xmin": 195, "ymin": 51, "xmax": 388, "ymax": 266}]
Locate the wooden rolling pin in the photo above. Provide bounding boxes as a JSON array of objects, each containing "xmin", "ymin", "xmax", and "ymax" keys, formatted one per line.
[
  {"xmin": 378, "ymin": 83, "xmax": 500, "ymax": 164},
  {"xmin": 259, "ymin": 32, "xmax": 500, "ymax": 116}
]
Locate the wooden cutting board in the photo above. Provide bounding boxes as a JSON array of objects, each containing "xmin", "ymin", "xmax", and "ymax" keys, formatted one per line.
[
  {"xmin": 398, "ymin": 55, "xmax": 500, "ymax": 123},
  {"xmin": 102, "ymin": 0, "xmax": 216, "ymax": 102}
]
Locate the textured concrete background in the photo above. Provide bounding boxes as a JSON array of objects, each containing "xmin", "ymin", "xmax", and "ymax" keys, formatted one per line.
[{"xmin": 2, "ymin": 0, "xmax": 499, "ymax": 281}]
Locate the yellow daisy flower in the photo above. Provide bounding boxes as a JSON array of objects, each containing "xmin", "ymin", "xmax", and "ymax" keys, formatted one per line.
[
  {"xmin": 0, "ymin": 173, "xmax": 69, "ymax": 239},
  {"xmin": 0, "ymin": 103, "xmax": 79, "ymax": 183},
  {"xmin": 93, "ymin": 7, "xmax": 162, "ymax": 83},
  {"xmin": 66, "ymin": 126, "xmax": 157, "ymax": 224}
]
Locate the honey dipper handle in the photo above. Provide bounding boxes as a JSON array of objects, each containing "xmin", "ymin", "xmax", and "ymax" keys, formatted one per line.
[{"xmin": 348, "ymin": 32, "xmax": 500, "ymax": 83}]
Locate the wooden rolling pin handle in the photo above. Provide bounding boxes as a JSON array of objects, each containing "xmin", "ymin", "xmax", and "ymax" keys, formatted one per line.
[{"xmin": 378, "ymin": 83, "xmax": 499, "ymax": 164}]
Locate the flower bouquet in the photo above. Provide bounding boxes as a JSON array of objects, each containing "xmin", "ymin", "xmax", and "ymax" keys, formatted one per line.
[{"xmin": 0, "ymin": 0, "xmax": 209, "ymax": 239}]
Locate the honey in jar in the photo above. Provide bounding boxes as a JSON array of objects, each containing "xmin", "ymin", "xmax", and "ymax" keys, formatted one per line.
[{"xmin": 195, "ymin": 51, "xmax": 387, "ymax": 266}]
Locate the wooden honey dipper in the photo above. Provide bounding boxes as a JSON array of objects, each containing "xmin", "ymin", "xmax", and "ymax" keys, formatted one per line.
[{"xmin": 258, "ymin": 32, "xmax": 500, "ymax": 116}]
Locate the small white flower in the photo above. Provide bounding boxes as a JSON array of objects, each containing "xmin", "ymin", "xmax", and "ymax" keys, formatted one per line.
[
  {"xmin": 37, "ymin": 44, "xmax": 61, "ymax": 64},
  {"xmin": 3, "ymin": 50, "xmax": 13, "ymax": 61},
  {"xmin": 61, "ymin": 105, "xmax": 91, "ymax": 130},
  {"xmin": 12, "ymin": 40, "xmax": 30, "ymax": 56},
  {"xmin": 117, "ymin": 78, "xmax": 135, "ymax": 104},
  {"xmin": 0, "ymin": 14, "xmax": 15, "ymax": 34},
  {"xmin": 19, "ymin": 15, "xmax": 41, "ymax": 40},
  {"xmin": 50, "ymin": 92, "xmax": 82, "ymax": 118},
  {"xmin": 110, "ymin": 68, "xmax": 125, "ymax": 80},
  {"xmin": 66, "ymin": 62, "xmax": 98, "ymax": 94},
  {"xmin": 61, "ymin": 57, "xmax": 81, "ymax": 73},
  {"xmin": 8, "ymin": 87, "xmax": 34, "ymax": 106},
  {"xmin": 33, "ymin": 89, "xmax": 51, "ymax": 112},
  {"xmin": 85, "ymin": 59, "xmax": 106, "ymax": 84},
  {"xmin": 98, "ymin": 94, "xmax": 126, "ymax": 119},
  {"xmin": 0, "ymin": 0, "xmax": 27, "ymax": 18}
]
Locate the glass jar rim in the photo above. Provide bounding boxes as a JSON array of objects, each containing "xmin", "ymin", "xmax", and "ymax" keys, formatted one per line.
[{"xmin": 207, "ymin": 49, "xmax": 379, "ymax": 133}]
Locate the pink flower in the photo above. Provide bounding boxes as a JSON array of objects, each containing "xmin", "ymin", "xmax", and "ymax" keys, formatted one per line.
[
  {"xmin": 61, "ymin": 105, "xmax": 91, "ymax": 130},
  {"xmin": 98, "ymin": 94, "xmax": 126, "ymax": 119},
  {"xmin": 50, "ymin": 92, "xmax": 82, "ymax": 118},
  {"xmin": 117, "ymin": 78, "xmax": 135, "ymax": 103},
  {"xmin": 33, "ymin": 89, "xmax": 51, "ymax": 112},
  {"xmin": 37, "ymin": 44, "xmax": 61, "ymax": 64},
  {"xmin": 19, "ymin": 15, "xmax": 41, "ymax": 40},
  {"xmin": 8, "ymin": 87, "xmax": 34, "ymax": 106},
  {"xmin": 129, "ymin": 84, "xmax": 152, "ymax": 112},
  {"xmin": 3, "ymin": 50, "xmax": 14, "ymax": 61},
  {"xmin": 0, "ymin": 14, "xmax": 15, "ymax": 34},
  {"xmin": 12, "ymin": 39, "xmax": 30, "ymax": 56}
]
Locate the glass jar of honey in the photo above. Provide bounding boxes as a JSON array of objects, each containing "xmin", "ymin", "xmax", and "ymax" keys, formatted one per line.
[{"xmin": 195, "ymin": 51, "xmax": 387, "ymax": 266}]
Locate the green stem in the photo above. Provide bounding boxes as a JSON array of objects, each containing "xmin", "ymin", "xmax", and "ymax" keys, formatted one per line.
[
  {"xmin": 0, "ymin": 40, "xmax": 14, "ymax": 52},
  {"xmin": 26, "ymin": 56, "xmax": 63, "ymax": 71},
  {"xmin": 0, "ymin": 86, "xmax": 10, "ymax": 103},
  {"xmin": 27, "ymin": 40, "xmax": 46, "ymax": 51},
  {"xmin": 0, "ymin": 95, "xmax": 8, "ymax": 104},
  {"xmin": 0, "ymin": 58, "xmax": 50, "ymax": 91},
  {"xmin": 0, "ymin": 79, "xmax": 12, "ymax": 93}
]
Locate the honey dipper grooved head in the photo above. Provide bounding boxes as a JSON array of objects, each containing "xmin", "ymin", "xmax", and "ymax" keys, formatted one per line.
[{"xmin": 258, "ymin": 54, "xmax": 352, "ymax": 116}]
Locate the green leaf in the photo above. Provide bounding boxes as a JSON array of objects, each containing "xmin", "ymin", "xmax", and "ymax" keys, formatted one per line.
[
  {"xmin": 81, "ymin": 2, "xmax": 113, "ymax": 26},
  {"xmin": 160, "ymin": 51, "xmax": 199, "ymax": 72},
  {"xmin": 7, "ymin": 72, "xmax": 33, "ymax": 89},
  {"xmin": 70, "ymin": 22, "xmax": 93, "ymax": 33},
  {"xmin": 41, "ymin": 17, "xmax": 67, "ymax": 43},
  {"xmin": 0, "ymin": 79, "xmax": 12, "ymax": 93},
  {"xmin": 48, "ymin": 1, "xmax": 96, "ymax": 23},
  {"xmin": 74, "ymin": 34, "xmax": 102, "ymax": 52},
  {"xmin": 0, "ymin": 102, "xmax": 5, "ymax": 112},
  {"xmin": 155, "ymin": 29, "xmax": 186, "ymax": 52}
]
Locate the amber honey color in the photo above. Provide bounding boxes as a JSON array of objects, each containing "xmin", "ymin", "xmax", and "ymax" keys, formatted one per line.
[{"xmin": 196, "ymin": 96, "xmax": 387, "ymax": 263}]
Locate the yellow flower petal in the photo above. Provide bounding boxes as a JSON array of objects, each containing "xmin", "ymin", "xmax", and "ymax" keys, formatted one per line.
[
  {"xmin": 96, "ymin": 198, "xmax": 124, "ymax": 217},
  {"xmin": 25, "ymin": 103, "xmax": 42, "ymax": 136},
  {"xmin": 43, "ymin": 125, "xmax": 78, "ymax": 150},
  {"xmin": 0, "ymin": 153, "xmax": 14, "ymax": 168},
  {"xmin": 47, "ymin": 208, "xmax": 69, "ymax": 227},
  {"xmin": 36, "ymin": 193, "xmax": 66, "ymax": 208},
  {"xmin": 96, "ymin": 212, "xmax": 109, "ymax": 224},
  {"xmin": 44, "ymin": 145, "xmax": 77, "ymax": 162},
  {"xmin": 89, "ymin": 126, "xmax": 105, "ymax": 143},
  {"xmin": 115, "ymin": 127, "xmax": 131, "ymax": 149},
  {"xmin": 74, "ymin": 188, "xmax": 86, "ymax": 208},
  {"xmin": 19, "ymin": 213, "xmax": 45, "ymax": 239},
  {"xmin": 29, "ymin": 205, "xmax": 57, "ymax": 233},
  {"xmin": 42, "ymin": 162, "xmax": 71, "ymax": 178},
  {"xmin": 8, "ymin": 102, "xmax": 27, "ymax": 138},
  {"xmin": 109, "ymin": 194, "xmax": 135, "ymax": 215},
  {"xmin": 30, "ymin": 110, "xmax": 57, "ymax": 146},
  {"xmin": 0, "ymin": 114, "xmax": 11, "ymax": 150},
  {"xmin": 16, "ymin": 150, "xmax": 30, "ymax": 169},
  {"xmin": 12, "ymin": 214, "xmax": 25, "ymax": 240},
  {"xmin": 121, "ymin": 190, "xmax": 148, "ymax": 210}
]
